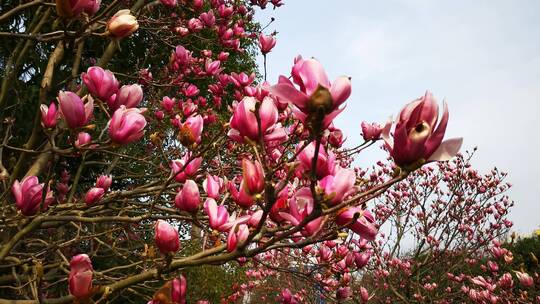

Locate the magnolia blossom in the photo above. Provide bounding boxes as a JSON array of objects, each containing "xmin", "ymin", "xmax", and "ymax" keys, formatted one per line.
[
  {"xmin": 297, "ymin": 142, "xmax": 336, "ymax": 179},
  {"xmin": 336, "ymin": 207, "xmax": 378, "ymax": 241},
  {"xmin": 204, "ymin": 198, "xmax": 229, "ymax": 231},
  {"xmin": 159, "ymin": 0, "xmax": 177, "ymax": 7},
  {"xmin": 319, "ymin": 168, "xmax": 356, "ymax": 205},
  {"xmin": 108, "ymin": 106, "xmax": 147, "ymax": 145},
  {"xmin": 382, "ymin": 92, "xmax": 462, "ymax": 169},
  {"xmin": 242, "ymin": 159, "xmax": 264, "ymax": 195},
  {"xmin": 75, "ymin": 132, "xmax": 92, "ymax": 148},
  {"xmin": 69, "ymin": 254, "xmax": 93, "ymax": 299},
  {"xmin": 96, "ymin": 175, "xmax": 112, "ymax": 191},
  {"xmin": 361, "ymin": 121, "xmax": 383, "ymax": 141},
  {"xmin": 228, "ymin": 180, "xmax": 255, "ymax": 208},
  {"xmin": 170, "ymin": 154, "xmax": 202, "ymax": 182},
  {"xmin": 227, "ymin": 223, "xmax": 249, "ymax": 252},
  {"xmin": 178, "ymin": 114, "xmax": 203, "ymax": 146},
  {"xmin": 269, "ymin": 56, "xmax": 351, "ymax": 129},
  {"xmin": 279, "ymin": 188, "xmax": 325, "ymax": 237},
  {"xmin": 107, "ymin": 9, "xmax": 139, "ymax": 38},
  {"xmin": 55, "ymin": 0, "xmax": 100, "ymax": 18},
  {"xmin": 82, "ymin": 66, "xmax": 119, "ymax": 101},
  {"xmin": 258, "ymin": 33, "xmax": 276, "ymax": 54},
  {"xmin": 40, "ymin": 102, "xmax": 59, "ymax": 128},
  {"xmin": 203, "ymin": 175, "xmax": 222, "ymax": 199},
  {"xmin": 12, "ymin": 176, "xmax": 54, "ymax": 216},
  {"xmin": 85, "ymin": 187, "xmax": 104, "ymax": 205},
  {"xmin": 172, "ymin": 276, "xmax": 187, "ymax": 304},
  {"xmin": 154, "ymin": 220, "xmax": 180, "ymax": 254},
  {"xmin": 58, "ymin": 91, "xmax": 93, "ymax": 129},
  {"xmin": 108, "ymin": 84, "xmax": 143, "ymax": 110},
  {"xmin": 228, "ymin": 96, "xmax": 287, "ymax": 143},
  {"xmin": 175, "ymin": 180, "xmax": 200, "ymax": 212}
]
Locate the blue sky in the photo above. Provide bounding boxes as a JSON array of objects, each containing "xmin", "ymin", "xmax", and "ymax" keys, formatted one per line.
[{"xmin": 256, "ymin": 0, "xmax": 540, "ymax": 233}]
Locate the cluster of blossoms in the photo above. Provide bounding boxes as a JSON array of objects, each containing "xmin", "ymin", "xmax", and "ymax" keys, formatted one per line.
[{"xmin": 6, "ymin": 0, "xmax": 532, "ymax": 303}]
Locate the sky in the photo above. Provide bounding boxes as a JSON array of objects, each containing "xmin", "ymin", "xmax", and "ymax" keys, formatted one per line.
[{"xmin": 255, "ymin": 0, "xmax": 540, "ymax": 234}]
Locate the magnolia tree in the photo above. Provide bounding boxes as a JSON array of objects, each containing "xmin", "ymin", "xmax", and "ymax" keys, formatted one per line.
[{"xmin": 5, "ymin": 0, "xmax": 526, "ymax": 303}]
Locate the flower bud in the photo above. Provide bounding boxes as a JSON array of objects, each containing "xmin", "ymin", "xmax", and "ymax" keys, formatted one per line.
[
  {"xmin": 154, "ymin": 220, "xmax": 180, "ymax": 254},
  {"xmin": 107, "ymin": 9, "xmax": 139, "ymax": 38}
]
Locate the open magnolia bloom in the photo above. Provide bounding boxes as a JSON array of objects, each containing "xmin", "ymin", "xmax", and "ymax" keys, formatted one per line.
[{"xmin": 382, "ymin": 91, "xmax": 463, "ymax": 169}]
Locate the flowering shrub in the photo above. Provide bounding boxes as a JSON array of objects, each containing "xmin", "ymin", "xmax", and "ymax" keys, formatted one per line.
[{"xmin": 0, "ymin": 0, "xmax": 531, "ymax": 303}]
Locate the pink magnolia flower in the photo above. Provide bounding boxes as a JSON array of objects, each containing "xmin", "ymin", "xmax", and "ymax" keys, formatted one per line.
[
  {"xmin": 278, "ymin": 288, "xmax": 298, "ymax": 304},
  {"xmin": 361, "ymin": 121, "xmax": 383, "ymax": 141},
  {"xmin": 203, "ymin": 175, "xmax": 222, "ymax": 199},
  {"xmin": 160, "ymin": 0, "xmax": 177, "ymax": 7},
  {"xmin": 57, "ymin": 0, "xmax": 101, "ymax": 17},
  {"xmin": 230, "ymin": 72, "xmax": 255, "ymax": 87},
  {"xmin": 171, "ymin": 276, "xmax": 187, "ymax": 304},
  {"xmin": 228, "ymin": 96, "xmax": 287, "ymax": 143},
  {"xmin": 360, "ymin": 287, "xmax": 370, "ymax": 302},
  {"xmin": 268, "ymin": 56, "xmax": 351, "ymax": 129},
  {"xmin": 108, "ymin": 84, "xmax": 143, "ymax": 110},
  {"xmin": 242, "ymin": 159, "xmax": 265, "ymax": 195},
  {"xmin": 170, "ymin": 154, "xmax": 202, "ymax": 182},
  {"xmin": 154, "ymin": 220, "xmax": 180, "ymax": 254},
  {"xmin": 248, "ymin": 210, "xmax": 263, "ymax": 227},
  {"xmin": 354, "ymin": 252, "xmax": 370, "ymax": 268},
  {"xmin": 204, "ymin": 198, "xmax": 229, "ymax": 231},
  {"xmin": 85, "ymin": 187, "xmax": 105, "ymax": 205},
  {"xmin": 382, "ymin": 91, "xmax": 463, "ymax": 168},
  {"xmin": 40, "ymin": 102, "xmax": 59, "ymax": 128},
  {"xmin": 515, "ymin": 271, "xmax": 534, "ymax": 288},
  {"xmin": 175, "ymin": 180, "xmax": 200, "ymax": 212},
  {"xmin": 75, "ymin": 132, "xmax": 92, "ymax": 148},
  {"xmin": 319, "ymin": 168, "xmax": 356, "ymax": 205},
  {"xmin": 228, "ymin": 180, "xmax": 255, "ymax": 208},
  {"xmin": 188, "ymin": 18, "xmax": 203, "ymax": 32},
  {"xmin": 82, "ymin": 66, "xmax": 119, "ymax": 101},
  {"xmin": 69, "ymin": 254, "xmax": 93, "ymax": 299},
  {"xmin": 12, "ymin": 176, "xmax": 54, "ymax": 216},
  {"xmin": 161, "ymin": 96, "xmax": 176, "ymax": 112},
  {"xmin": 336, "ymin": 207, "xmax": 378, "ymax": 241},
  {"xmin": 178, "ymin": 114, "xmax": 203, "ymax": 146},
  {"xmin": 297, "ymin": 142, "xmax": 336, "ymax": 179},
  {"xmin": 204, "ymin": 59, "xmax": 221, "ymax": 75},
  {"xmin": 279, "ymin": 188, "xmax": 325, "ymax": 237},
  {"xmin": 258, "ymin": 33, "xmax": 276, "ymax": 54},
  {"xmin": 107, "ymin": 9, "xmax": 139, "ymax": 38},
  {"xmin": 336, "ymin": 287, "xmax": 351, "ymax": 301},
  {"xmin": 108, "ymin": 106, "xmax": 147, "ymax": 145},
  {"xmin": 227, "ymin": 223, "xmax": 249, "ymax": 252},
  {"xmin": 96, "ymin": 175, "xmax": 112, "ymax": 191},
  {"xmin": 183, "ymin": 84, "xmax": 200, "ymax": 97},
  {"xmin": 199, "ymin": 11, "xmax": 215, "ymax": 27},
  {"xmin": 58, "ymin": 91, "xmax": 93, "ymax": 129}
]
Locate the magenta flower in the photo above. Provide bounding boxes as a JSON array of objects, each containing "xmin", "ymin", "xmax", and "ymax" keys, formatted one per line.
[
  {"xmin": 12, "ymin": 176, "xmax": 54, "ymax": 216},
  {"xmin": 228, "ymin": 96, "xmax": 286, "ymax": 143},
  {"xmin": 40, "ymin": 102, "xmax": 59, "ymax": 128},
  {"xmin": 154, "ymin": 220, "xmax": 180, "ymax": 254},
  {"xmin": 85, "ymin": 187, "xmax": 104, "ymax": 205},
  {"xmin": 204, "ymin": 59, "xmax": 221, "ymax": 75},
  {"xmin": 96, "ymin": 175, "xmax": 112, "ymax": 191},
  {"xmin": 108, "ymin": 106, "xmax": 147, "ymax": 145},
  {"xmin": 170, "ymin": 154, "xmax": 202, "ymax": 182},
  {"xmin": 183, "ymin": 84, "xmax": 200, "ymax": 97},
  {"xmin": 242, "ymin": 159, "xmax": 265, "ymax": 195},
  {"xmin": 203, "ymin": 175, "xmax": 222, "ymax": 199},
  {"xmin": 297, "ymin": 142, "xmax": 336, "ymax": 179},
  {"xmin": 178, "ymin": 114, "xmax": 204, "ymax": 146},
  {"xmin": 361, "ymin": 121, "xmax": 383, "ymax": 141},
  {"xmin": 515, "ymin": 271, "xmax": 534, "ymax": 288},
  {"xmin": 199, "ymin": 11, "xmax": 216, "ymax": 27},
  {"xmin": 159, "ymin": 0, "xmax": 177, "ymax": 7},
  {"xmin": 319, "ymin": 168, "xmax": 356, "ymax": 205},
  {"xmin": 227, "ymin": 223, "xmax": 249, "ymax": 252},
  {"xmin": 82, "ymin": 66, "xmax": 119, "ymax": 101},
  {"xmin": 75, "ymin": 132, "xmax": 92, "ymax": 148},
  {"xmin": 336, "ymin": 207, "xmax": 378, "ymax": 241},
  {"xmin": 58, "ymin": 91, "xmax": 93, "ymax": 129},
  {"xmin": 228, "ymin": 180, "xmax": 255, "ymax": 208},
  {"xmin": 258, "ymin": 33, "xmax": 276, "ymax": 54},
  {"xmin": 268, "ymin": 56, "xmax": 351, "ymax": 129},
  {"xmin": 382, "ymin": 91, "xmax": 463, "ymax": 169},
  {"xmin": 204, "ymin": 198, "xmax": 229, "ymax": 231},
  {"xmin": 175, "ymin": 180, "xmax": 200, "ymax": 213},
  {"xmin": 279, "ymin": 188, "xmax": 325, "ymax": 237},
  {"xmin": 69, "ymin": 254, "xmax": 93, "ymax": 299},
  {"xmin": 108, "ymin": 84, "xmax": 143, "ymax": 111},
  {"xmin": 171, "ymin": 275, "xmax": 187, "ymax": 304},
  {"xmin": 161, "ymin": 96, "xmax": 176, "ymax": 112}
]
